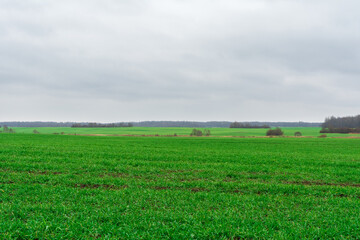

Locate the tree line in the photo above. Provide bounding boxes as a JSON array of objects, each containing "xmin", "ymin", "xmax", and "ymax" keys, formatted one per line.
[
  {"xmin": 0, "ymin": 121, "xmax": 322, "ymax": 128},
  {"xmin": 0, "ymin": 122, "xmax": 75, "ymax": 127},
  {"xmin": 137, "ymin": 121, "xmax": 320, "ymax": 128},
  {"xmin": 229, "ymin": 121, "xmax": 270, "ymax": 128},
  {"xmin": 71, "ymin": 122, "xmax": 133, "ymax": 128},
  {"xmin": 321, "ymin": 115, "xmax": 360, "ymax": 133}
]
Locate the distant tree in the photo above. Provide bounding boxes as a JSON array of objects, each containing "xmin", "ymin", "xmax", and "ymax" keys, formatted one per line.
[
  {"xmin": 203, "ymin": 129, "xmax": 211, "ymax": 136},
  {"xmin": 2, "ymin": 125, "xmax": 15, "ymax": 133},
  {"xmin": 190, "ymin": 129, "xmax": 203, "ymax": 136},
  {"xmin": 294, "ymin": 132, "xmax": 302, "ymax": 137},
  {"xmin": 266, "ymin": 128, "xmax": 284, "ymax": 136}
]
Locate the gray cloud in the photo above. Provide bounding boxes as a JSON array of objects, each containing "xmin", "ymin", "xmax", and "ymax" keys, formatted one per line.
[{"xmin": 1, "ymin": 0, "xmax": 360, "ymax": 122}]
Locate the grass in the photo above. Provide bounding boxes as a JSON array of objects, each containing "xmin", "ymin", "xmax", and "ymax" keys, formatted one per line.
[
  {"xmin": 1, "ymin": 133, "xmax": 360, "ymax": 238},
  {"xmin": 11, "ymin": 126, "xmax": 354, "ymax": 137}
]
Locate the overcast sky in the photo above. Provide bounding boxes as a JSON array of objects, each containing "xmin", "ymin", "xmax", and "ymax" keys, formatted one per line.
[{"xmin": 1, "ymin": 0, "xmax": 359, "ymax": 122}]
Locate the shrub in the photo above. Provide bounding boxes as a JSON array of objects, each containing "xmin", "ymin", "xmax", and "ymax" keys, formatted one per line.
[
  {"xmin": 203, "ymin": 129, "xmax": 211, "ymax": 136},
  {"xmin": 190, "ymin": 129, "xmax": 203, "ymax": 136},
  {"xmin": 294, "ymin": 132, "xmax": 302, "ymax": 137},
  {"xmin": 266, "ymin": 128, "xmax": 284, "ymax": 136},
  {"xmin": 2, "ymin": 125, "xmax": 15, "ymax": 133}
]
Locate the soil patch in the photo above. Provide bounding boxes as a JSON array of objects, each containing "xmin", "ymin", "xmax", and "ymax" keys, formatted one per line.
[
  {"xmin": 284, "ymin": 180, "xmax": 360, "ymax": 188},
  {"xmin": 75, "ymin": 184, "xmax": 128, "ymax": 190}
]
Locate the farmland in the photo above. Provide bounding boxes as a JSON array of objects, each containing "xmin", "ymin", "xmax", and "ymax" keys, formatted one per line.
[
  {"xmin": 1, "ymin": 133, "xmax": 360, "ymax": 238},
  {"xmin": 10, "ymin": 126, "xmax": 354, "ymax": 137}
]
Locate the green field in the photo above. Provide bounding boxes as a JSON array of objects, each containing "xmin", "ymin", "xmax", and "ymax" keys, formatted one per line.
[
  {"xmin": 1, "ymin": 133, "xmax": 360, "ymax": 238},
  {"xmin": 11, "ymin": 127, "xmax": 353, "ymax": 137}
]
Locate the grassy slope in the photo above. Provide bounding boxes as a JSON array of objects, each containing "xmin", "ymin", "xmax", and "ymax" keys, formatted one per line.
[
  {"xmin": 1, "ymin": 134, "xmax": 360, "ymax": 238},
  {"xmin": 11, "ymin": 127, "xmax": 351, "ymax": 137}
]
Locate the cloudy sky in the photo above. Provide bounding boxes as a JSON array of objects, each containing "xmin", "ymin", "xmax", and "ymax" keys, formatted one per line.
[{"xmin": 1, "ymin": 0, "xmax": 359, "ymax": 122}]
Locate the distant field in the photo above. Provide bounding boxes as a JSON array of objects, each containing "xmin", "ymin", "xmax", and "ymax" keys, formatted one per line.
[
  {"xmin": 1, "ymin": 134, "xmax": 360, "ymax": 238},
  {"xmin": 11, "ymin": 127, "xmax": 352, "ymax": 137}
]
